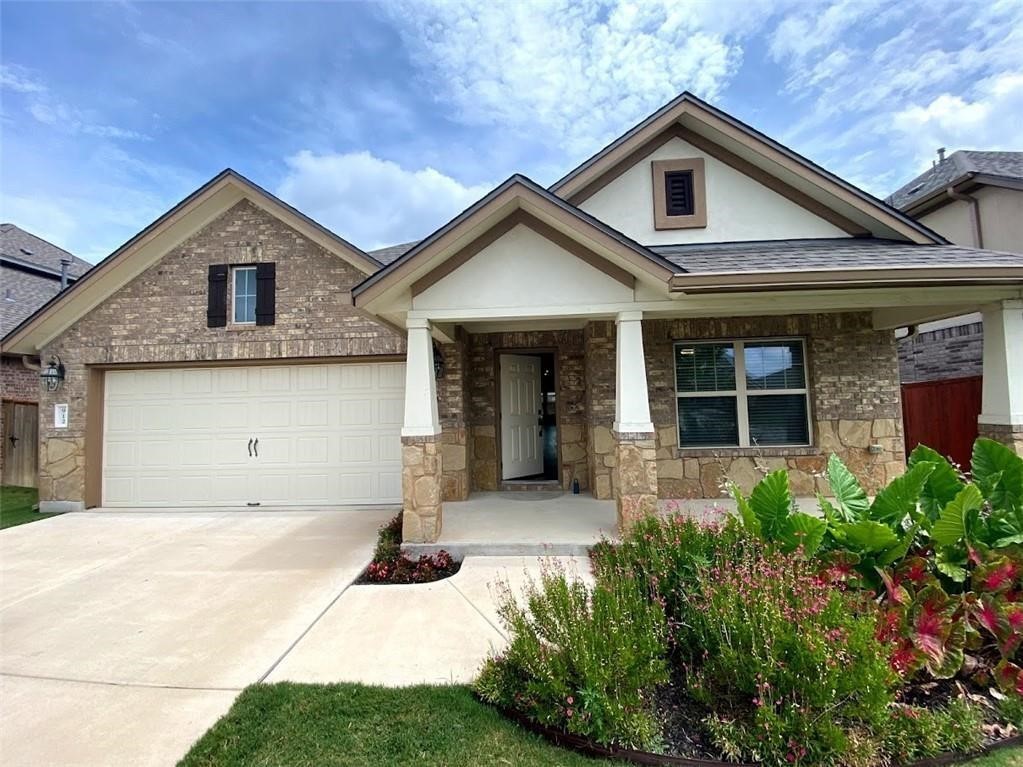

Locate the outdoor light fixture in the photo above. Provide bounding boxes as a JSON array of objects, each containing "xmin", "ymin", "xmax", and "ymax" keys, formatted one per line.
[
  {"xmin": 433, "ymin": 342, "xmax": 446, "ymax": 379},
  {"xmin": 40, "ymin": 355, "xmax": 65, "ymax": 392}
]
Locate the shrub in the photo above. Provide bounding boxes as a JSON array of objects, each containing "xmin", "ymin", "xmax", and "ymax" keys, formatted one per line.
[
  {"xmin": 681, "ymin": 539, "xmax": 896, "ymax": 766},
  {"xmin": 879, "ymin": 699, "xmax": 984, "ymax": 763},
  {"xmin": 358, "ymin": 514, "xmax": 459, "ymax": 584},
  {"xmin": 474, "ymin": 561, "xmax": 668, "ymax": 749}
]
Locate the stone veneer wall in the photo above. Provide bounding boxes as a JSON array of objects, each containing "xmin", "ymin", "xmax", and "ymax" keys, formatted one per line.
[
  {"xmin": 979, "ymin": 423, "xmax": 1023, "ymax": 456},
  {"xmin": 462, "ymin": 330, "xmax": 588, "ymax": 491},
  {"xmin": 37, "ymin": 199, "xmax": 405, "ymax": 507},
  {"xmin": 588, "ymin": 312, "xmax": 905, "ymax": 500},
  {"xmin": 401, "ymin": 436, "xmax": 442, "ymax": 542}
]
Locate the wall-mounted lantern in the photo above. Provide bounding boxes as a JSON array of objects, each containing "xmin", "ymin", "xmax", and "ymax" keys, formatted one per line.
[
  {"xmin": 433, "ymin": 342, "xmax": 446, "ymax": 380},
  {"xmin": 40, "ymin": 355, "xmax": 65, "ymax": 392}
]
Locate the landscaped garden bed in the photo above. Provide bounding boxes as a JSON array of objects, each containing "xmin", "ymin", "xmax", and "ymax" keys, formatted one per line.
[
  {"xmin": 475, "ymin": 438, "xmax": 1023, "ymax": 766},
  {"xmin": 355, "ymin": 513, "xmax": 460, "ymax": 584}
]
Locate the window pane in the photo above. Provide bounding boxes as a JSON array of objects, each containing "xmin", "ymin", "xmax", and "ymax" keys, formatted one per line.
[
  {"xmin": 678, "ymin": 396, "xmax": 739, "ymax": 447},
  {"xmin": 748, "ymin": 394, "xmax": 809, "ymax": 446},
  {"xmin": 676, "ymin": 343, "xmax": 735, "ymax": 393},
  {"xmin": 233, "ymin": 268, "xmax": 256, "ymax": 323},
  {"xmin": 745, "ymin": 340, "xmax": 806, "ymax": 390}
]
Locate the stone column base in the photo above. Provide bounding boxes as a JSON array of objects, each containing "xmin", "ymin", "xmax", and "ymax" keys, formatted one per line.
[
  {"xmin": 613, "ymin": 431, "xmax": 658, "ymax": 532},
  {"xmin": 978, "ymin": 422, "xmax": 1023, "ymax": 455},
  {"xmin": 401, "ymin": 435, "xmax": 444, "ymax": 543}
]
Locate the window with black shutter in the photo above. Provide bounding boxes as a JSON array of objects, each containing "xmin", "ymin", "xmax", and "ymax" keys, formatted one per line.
[
  {"xmin": 207, "ymin": 264, "xmax": 228, "ymax": 328},
  {"xmin": 255, "ymin": 262, "xmax": 276, "ymax": 326},
  {"xmin": 664, "ymin": 170, "xmax": 695, "ymax": 217}
]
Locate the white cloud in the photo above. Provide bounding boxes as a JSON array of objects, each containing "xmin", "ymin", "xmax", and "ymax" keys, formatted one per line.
[
  {"xmin": 27, "ymin": 99, "xmax": 149, "ymax": 141},
  {"xmin": 0, "ymin": 64, "xmax": 46, "ymax": 94},
  {"xmin": 276, "ymin": 150, "xmax": 493, "ymax": 250},
  {"xmin": 381, "ymin": 0, "xmax": 766, "ymax": 156}
]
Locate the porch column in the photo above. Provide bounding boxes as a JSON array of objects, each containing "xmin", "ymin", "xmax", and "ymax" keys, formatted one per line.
[
  {"xmin": 612, "ymin": 311, "xmax": 658, "ymax": 531},
  {"xmin": 401, "ymin": 318, "xmax": 444, "ymax": 543},
  {"xmin": 978, "ymin": 299, "xmax": 1023, "ymax": 454}
]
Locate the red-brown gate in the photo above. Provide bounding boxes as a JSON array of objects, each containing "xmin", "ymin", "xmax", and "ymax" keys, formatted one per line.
[{"xmin": 901, "ymin": 375, "xmax": 982, "ymax": 469}]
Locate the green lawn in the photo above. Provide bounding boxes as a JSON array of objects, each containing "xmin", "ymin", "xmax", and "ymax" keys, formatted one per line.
[
  {"xmin": 0, "ymin": 485, "xmax": 58, "ymax": 530},
  {"xmin": 178, "ymin": 682, "xmax": 1022, "ymax": 767}
]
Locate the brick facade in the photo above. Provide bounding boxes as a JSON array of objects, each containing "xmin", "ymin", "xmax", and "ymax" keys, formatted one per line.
[
  {"xmin": 36, "ymin": 199, "xmax": 404, "ymax": 508},
  {"xmin": 898, "ymin": 321, "xmax": 983, "ymax": 384}
]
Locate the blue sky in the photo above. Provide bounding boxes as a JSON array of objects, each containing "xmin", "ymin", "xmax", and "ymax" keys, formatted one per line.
[{"xmin": 1, "ymin": 0, "xmax": 1021, "ymax": 263}]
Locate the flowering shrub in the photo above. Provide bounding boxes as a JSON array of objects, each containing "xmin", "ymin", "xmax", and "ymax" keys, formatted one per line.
[
  {"xmin": 474, "ymin": 561, "xmax": 668, "ymax": 749},
  {"xmin": 357, "ymin": 514, "xmax": 459, "ymax": 584},
  {"xmin": 680, "ymin": 539, "xmax": 894, "ymax": 766}
]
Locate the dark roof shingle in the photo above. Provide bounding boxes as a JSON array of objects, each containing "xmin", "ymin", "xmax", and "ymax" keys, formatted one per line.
[
  {"xmin": 888, "ymin": 150, "xmax": 1023, "ymax": 210},
  {"xmin": 367, "ymin": 241, "xmax": 419, "ymax": 265},
  {"xmin": 0, "ymin": 223, "xmax": 91, "ymax": 277},
  {"xmin": 650, "ymin": 238, "xmax": 1023, "ymax": 273}
]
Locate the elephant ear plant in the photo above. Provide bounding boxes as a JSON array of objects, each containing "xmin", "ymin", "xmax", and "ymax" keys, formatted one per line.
[{"xmin": 732, "ymin": 438, "xmax": 1023, "ymax": 691}]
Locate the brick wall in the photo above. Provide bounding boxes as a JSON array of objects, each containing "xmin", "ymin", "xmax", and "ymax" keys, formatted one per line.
[
  {"xmin": 898, "ymin": 321, "xmax": 983, "ymax": 383},
  {"xmin": 37, "ymin": 199, "xmax": 404, "ymax": 506}
]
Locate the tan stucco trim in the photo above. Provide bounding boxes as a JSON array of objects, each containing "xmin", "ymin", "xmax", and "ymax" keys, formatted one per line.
[
  {"xmin": 651, "ymin": 157, "xmax": 707, "ymax": 230},
  {"xmin": 356, "ymin": 180, "xmax": 673, "ymax": 308},
  {"xmin": 671, "ymin": 265, "xmax": 1023, "ymax": 293},
  {"xmin": 2, "ymin": 170, "xmax": 380, "ymax": 356},
  {"xmin": 84, "ymin": 367, "xmax": 104, "ymax": 509},
  {"xmin": 566, "ymin": 129, "xmax": 681, "ymax": 206},
  {"xmin": 555, "ymin": 98, "xmax": 934, "ymax": 243}
]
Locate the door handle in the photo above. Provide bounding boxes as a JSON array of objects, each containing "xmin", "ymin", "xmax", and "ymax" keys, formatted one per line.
[
  {"xmin": 253, "ymin": 438, "xmax": 259, "ymax": 458},
  {"xmin": 248, "ymin": 438, "xmax": 253, "ymax": 457},
  {"xmin": 8, "ymin": 435, "xmax": 17, "ymax": 448}
]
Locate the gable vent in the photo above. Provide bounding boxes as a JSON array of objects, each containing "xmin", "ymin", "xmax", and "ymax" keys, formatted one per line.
[{"xmin": 665, "ymin": 170, "xmax": 695, "ymax": 217}]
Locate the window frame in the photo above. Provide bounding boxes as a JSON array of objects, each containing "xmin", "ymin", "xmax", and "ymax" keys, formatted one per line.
[
  {"xmin": 230, "ymin": 265, "xmax": 258, "ymax": 325},
  {"xmin": 652, "ymin": 158, "xmax": 707, "ymax": 230},
  {"xmin": 674, "ymin": 337, "xmax": 812, "ymax": 449}
]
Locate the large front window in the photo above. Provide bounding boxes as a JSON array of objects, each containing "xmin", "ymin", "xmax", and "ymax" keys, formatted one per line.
[{"xmin": 674, "ymin": 339, "xmax": 810, "ymax": 448}]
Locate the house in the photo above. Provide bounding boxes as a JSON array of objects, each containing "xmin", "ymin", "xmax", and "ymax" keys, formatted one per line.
[
  {"xmin": 889, "ymin": 150, "xmax": 1023, "ymax": 384},
  {"xmin": 2, "ymin": 93, "xmax": 1022, "ymax": 545},
  {"xmin": 1, "ymin": 225, "xmax": 90, "ymax": 487}
]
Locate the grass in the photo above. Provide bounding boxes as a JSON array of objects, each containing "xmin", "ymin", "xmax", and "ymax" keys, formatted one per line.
[
  {"xmin": 178, "ymin": 682, "xmax": 1021, "ymax": 767},
  {"xmin": 0, "ymin": 485, "xmax": 58, "ymax": 530}
]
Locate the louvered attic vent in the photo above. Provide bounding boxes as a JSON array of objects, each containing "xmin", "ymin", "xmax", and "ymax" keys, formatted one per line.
[{"xmin": 664, "ymin": 170, "xmax": 695, "ymax": 216}]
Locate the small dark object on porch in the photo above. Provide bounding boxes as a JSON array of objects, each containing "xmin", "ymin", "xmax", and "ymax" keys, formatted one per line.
[
  {"xmin": 572, "ymin": 478, "xmax": 580, "ymax": 494},
  {"xmin": 356, "ymin": 513, "xmax": 461, "ymax": 585}
]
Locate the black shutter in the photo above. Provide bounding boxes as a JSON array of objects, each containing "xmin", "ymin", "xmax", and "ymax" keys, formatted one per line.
[
  {"xmin": 664, "ymin": 170, "xmax": 695, "ymax": 216},
  {"xmin": 255, "ymin": 262, "xmax": 276, "ymax": 326},
  {"xmin": 207, "ymin": 264, "xmax": 228, "ymax": 328}
]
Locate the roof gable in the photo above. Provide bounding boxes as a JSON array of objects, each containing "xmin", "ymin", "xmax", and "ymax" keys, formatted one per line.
[
  {"xmin": 2, "ymin": 169, "xmax": 380, "ymax": 354},
  {"xmin": 550, "ymin": 92, "xmax": 944, "ymax": 245},
  {"xmin": 353, "ymin": 175, "xmax": 677, "ymax": 315},
  {"xmin": 889, "ymin": 150, "xmax": 1023, "ymax": 213}
]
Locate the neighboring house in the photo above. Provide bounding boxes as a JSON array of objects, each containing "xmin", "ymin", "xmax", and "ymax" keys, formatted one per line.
[
  {"xmin": 3, "ymin": 93, "xmax": 1022, "ymax": 545},
  {"xmin": 0, "ymin": 224, "xmax": 90, "ymax": 487},
  {"xmin": 887, "ymin": 150, "xmax": 1023, "ymax": 384}
]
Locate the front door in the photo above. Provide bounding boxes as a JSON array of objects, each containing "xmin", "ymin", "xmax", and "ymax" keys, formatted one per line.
[
  {"xmin": 2, "ymin": 402, "xmax": 38, "ymax": 488},
  {"xmin": 500, "ymin": 354, "xmax": 543, "ymax": 480}
]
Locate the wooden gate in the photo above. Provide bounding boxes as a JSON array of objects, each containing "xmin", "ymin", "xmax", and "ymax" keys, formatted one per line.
[
  {"xmin": 1, "ymin": 402, "xmax": 39, "ymax": 488},
  {"xmin": 901, "ymin": 375, "xmax": 982, "ymax": 469}
]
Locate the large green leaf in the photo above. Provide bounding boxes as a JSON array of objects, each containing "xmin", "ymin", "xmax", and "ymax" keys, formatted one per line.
[
  {"xmin": 972, "ymin": 438, "xmax": 1023, "ymax": 515},
  {"xmin": 780, "ymin": 512, "xmax": 827, "ymax": 556},
  {"xmin": 935, "ymin": 547, "xmax": 968, "ymax": 582},
  {"xmin": 843, "ymin": 519, "xmax": 900, "ymax": 553},
  {"xmin": 879, "ymin": 517, "xmax": 923, "ymax": 566},
  {"xmin": 826, "ymin": 453, "xmax": 869, "ymax": 522},
  {"xmin": 749, "ymin": 470, "xmax": 793, "ymax": 539},
  {"xmin": 729, "ymin": 483, "xmax": 760, "ymax": 535},
  {"xmin": 931, "ymin": 483, "xmax": 984, "ymax": 547},
  {"xmin": 909, "ymin": 444, "xmax": 965, "ymax": 522},
  {"xmin": 869, "ymin": 461, "xmax": 936, "ymax": 526}
]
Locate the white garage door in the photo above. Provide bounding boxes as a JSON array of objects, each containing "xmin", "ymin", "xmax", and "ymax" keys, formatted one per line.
[{"xmin": 102, "ymin": 362, "xmax": 405, "ymax": 507}]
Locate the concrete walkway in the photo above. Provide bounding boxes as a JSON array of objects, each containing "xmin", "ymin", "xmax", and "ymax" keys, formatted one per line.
[{"xmin": 0, "ymin": 509, "xmax": 590, "ymax": 766}]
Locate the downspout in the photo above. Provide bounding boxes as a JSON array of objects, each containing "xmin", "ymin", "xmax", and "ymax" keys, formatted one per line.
[{"xmin": 946, "ymin": 185, "xmax": 984, "ymax": 248}]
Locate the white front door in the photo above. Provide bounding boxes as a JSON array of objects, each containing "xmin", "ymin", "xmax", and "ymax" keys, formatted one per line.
[{"xmin": 500, "ymin": 354, "xmax": 543, "ymax": 480}]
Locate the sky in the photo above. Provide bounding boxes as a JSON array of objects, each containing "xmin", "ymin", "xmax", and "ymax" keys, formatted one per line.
[{"xmin": 1, "ymin": 0, "xmax": 1021, "ymax": 264}]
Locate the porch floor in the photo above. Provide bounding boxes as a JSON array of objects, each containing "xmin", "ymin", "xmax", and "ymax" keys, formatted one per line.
[{"xmin": 402, "ymin": 491, "xmax": 617, "ymax": 558}]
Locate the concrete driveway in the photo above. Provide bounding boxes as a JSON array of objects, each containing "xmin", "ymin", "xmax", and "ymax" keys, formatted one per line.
[{"xmin": 0, "ymin": 507, "xmax": 393, "ymax": 767}]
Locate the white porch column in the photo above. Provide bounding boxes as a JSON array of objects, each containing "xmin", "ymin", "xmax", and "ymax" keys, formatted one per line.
[
  {"xmin": 401, "ymin": 318, "xmax": 443, "ymax": 544},
  {"xmin": 402, "ymin": 318, "xmax": 440, "ymax": 438},
  {"xmin": 612, "ymin": 311, "xmax": 658, "ymax": 531},
  {"xmin": 979, "ymin": 299, "xmax": 1023, "ymax": 453},
  {"xmin": 614, "ymin": 310, "xmax": 654, "ymax": 434}
]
